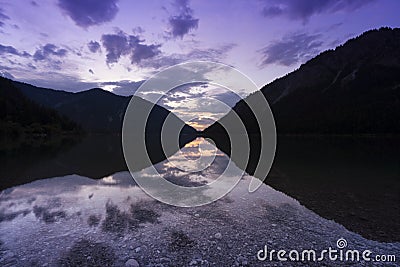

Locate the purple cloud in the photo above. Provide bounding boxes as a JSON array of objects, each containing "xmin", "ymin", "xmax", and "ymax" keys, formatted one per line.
[
  {"xmin": 262, "ymin": 0, "xmax": 375, "ymax": 23},
  {"xmin": 33, "ymin": 44, "xmax": 68, "ymax": 61},
  {"xmin": 0, "ymin": 44, "xmax": 30, "ymax": 57},
  {"xmin": 260, "ymin": 33, "xmax": 323, "ymax": 66},
  {"xmin": 58, "ymin": 0, "xmax": 119, "ymax": 28},
  {"xmin": 0, "ymin": 8, "xmax": 10, "ymax": 27},
  {"xmin": 0, "ymin": 70, "xmax": 14, "ymax": 79},
  {"xmin": 87, "ymin": 41, "xmax": 101, "ymax": 53},
  {"xmin": 101, "ymin": 31, "xmax": 161, "ymax": 65},
  {"xmin": 100, "ymin": 80, "xmax": 145, "ymax": 96},
  {"xmin": 0, "ymin": 44, "xmax": 20, "ymax": 55},
  {"xmin": 139, "ymin": 43, "xmax": 236, "ymax": 69},
  {"xmin": 168, "ymin": 0, "xmax": 199, "ymax": 39}
]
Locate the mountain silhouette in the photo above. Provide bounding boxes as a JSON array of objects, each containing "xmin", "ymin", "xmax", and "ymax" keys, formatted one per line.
[
  {"xmin": 205, "ymin": 27, "xmax": 400, "ymax": 174},
  {"xmin": 12, "ymin": 80, "xmax": 196, "ymax": 136},
  {"xmin": 0, "ymin": 77, "xmax": 81, "ymax": 142},
  {"xmin": 203, "ymin": 27, "xmax": 400, "ymax": 242},
  {"xmin": 206, "ymin": 27, "xmax": 400, "ymax": 138},
  {"xmin": 1, "ymin": 77, "xmax": 197, "ymax": 184}
]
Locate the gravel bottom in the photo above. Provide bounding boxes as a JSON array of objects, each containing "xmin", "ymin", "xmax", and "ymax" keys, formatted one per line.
[{"xmin": 0, "ymin": 173, "xmax": 399, "ymax": 267}]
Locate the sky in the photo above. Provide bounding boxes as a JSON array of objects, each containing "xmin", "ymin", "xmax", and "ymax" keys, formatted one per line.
[{"xmin": 0, "ymin": 0, "xmax": 399, "ymax": 128}]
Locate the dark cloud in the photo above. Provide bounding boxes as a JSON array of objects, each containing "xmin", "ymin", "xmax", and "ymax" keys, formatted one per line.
[
  {"xmin": 260, "ymin": 33, "xmax": 323, "ymax": 66},
  {"xmin": 168, "ymin": 0, "xmax": 199, "ymax": 39},
  {"xmin": 0, "ymin": 8, "xmax": 9, "ymax": 28},
  {"xmin": 100, "ymin": 80, "xmax": 145, "ymax": 96},
  {"xmin": 262, "ymin": 0, "xmax": 375, "ymax": 23},
  {"xmin": 0, "ymin": 44, "xmax": 20, "ymax": 55},
  {"xmin": 130, "ymin": 38, "xmax": 161, "ymax": 64},
  {"xmin": 31, "ymin": 1, "xmax": 39, "ymax": 6},
  {"xmin": 58, "ymin": 0, "xmax": 119, "ymax": 28},
  {"xmin": 0, "ymin": 44, "xmax": 30, "ymax": 57},
  {"xmin": 33, "ymin": 44, "xmax": 68, "ymax": 61},
  {"xmin": 101, "ymin": 31, "xmax": 161, "ymax": 65},
  {"xmin": 27, "ymin": 63, "xmax": 37, "ymax": 70},
  {"xmin": 169, "ymin": 15, "xmax": 199, "ymax": 39},
  {"xmin": 87, "ymin": 41, "xmax": 101, "ymax": 53},
  {"xmin": 101, "ymin": 33, "xmax": 128, "ymax": 64}
]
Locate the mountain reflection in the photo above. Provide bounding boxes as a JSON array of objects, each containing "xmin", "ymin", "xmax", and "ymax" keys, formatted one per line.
[
  {"xmin": 1, "ymin": 138, "xmax": 399, "ymax": 266},
  {"xmin": 1, "ymin": 135, "xmax": 399, "ymax": 243},
  {"xmin": 0, "ymin": 133, "xmax": 196, "ymax": 190}
]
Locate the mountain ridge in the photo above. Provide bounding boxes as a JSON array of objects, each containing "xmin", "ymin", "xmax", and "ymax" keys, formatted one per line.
[
  {"xmin": 10, "ymin": 79, "xmax": 194, "ymax": 135},
  {"xmin": 206, "ymin": 27, "xmax": 400, "ymax": 136}
]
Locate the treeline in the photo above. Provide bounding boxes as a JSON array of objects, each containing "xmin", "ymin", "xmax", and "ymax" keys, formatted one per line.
[{"xmin": 0, "ymin": 77, "xmax": 82, "ymax": 140}]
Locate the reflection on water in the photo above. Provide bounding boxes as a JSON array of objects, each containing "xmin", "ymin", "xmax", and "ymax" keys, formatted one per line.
[
  {"xmin": 0, "ymin": 137, "xmax": 399, "ymax": 266},
  {"xmin": 1, "ymin": 136, "xmax": 399, "ymax": 239},
  {"xmin": 0, "ymin": 133, "xmax": 195, "ymax": 191},
  {"xmin": 1, "ymin": 138, "xmax": 399, "ymax": 266},
  {"xmin": 268, "ymin": 136, "xmax": 400, "ymax": 242}
]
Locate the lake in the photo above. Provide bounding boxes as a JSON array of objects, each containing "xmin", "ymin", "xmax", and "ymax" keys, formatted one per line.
[{"xmin": 0, "ymin": 136, "xmax": 399, "ymax": 266}]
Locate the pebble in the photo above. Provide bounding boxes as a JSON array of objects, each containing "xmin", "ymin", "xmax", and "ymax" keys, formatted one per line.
[
  {"xmin": 159, "ymin": 257, "xmax": 171, "ymax": 264},
  {"xmin": 125, "ymin": 258, "xmax": 140, "ymax": 267},
  {"xmin": 134, "ymin": 247, "xmax": 141, "ymax": 253},
  {"xmin": 214, "ymin": 233, "xmax": 222, "ymax": 239}
]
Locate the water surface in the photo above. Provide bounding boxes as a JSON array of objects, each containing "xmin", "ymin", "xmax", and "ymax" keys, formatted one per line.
[{"xmin": 0, "ymin": 136, "xmax": 399, "ymax": 266}]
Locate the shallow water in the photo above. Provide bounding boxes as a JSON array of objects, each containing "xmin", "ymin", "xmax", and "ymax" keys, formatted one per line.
[{"xmin": 1, "ymin": 137, "xmax": 399, "ymax": 266}]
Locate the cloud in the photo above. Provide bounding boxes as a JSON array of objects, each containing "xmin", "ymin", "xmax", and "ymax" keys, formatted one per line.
[
  {"xmin": 58, "ymin": 0, "xmax": 119, "ymax": 28},
  {"xmin": 0, "ymin": 70, "xmax": 14, "ymax": 79},
  {"xmin": 0, "ymin": 8, "xmax": 9, "ymax": 27},
  {"xmin": 100, "ymin": 31, "xmax": 161, "ymax": 65},
  {"xmin": 167, "ymin": 0, "xmax": 199, "ymax": 39},
  {"xmin": 99, "ymin": 80, "xmax": 145, "ymax": 96},
  {"xmin": 0, "ymin": 44, "xmax": 20, "ymax": 56},
  {"xmin": 262, "ymin": 0, "xmax": 375, "ymax": 23},
  {"xmin": 213, "ymin": 90, "xmax": 243, "ymax": 107},
  {"xmin": 139, "ymin": 43, "xmax": 236, "ymax": 69},
  {"xmin": 87, "ymin": 41, "xmax": 101, "ymax": 53},
  {"xmin": 19, "ymin": 72, "xmax": 99, "ymax": 92},
  {"xmin": 259, "ymin": 33, "xmax": 323, "ymax": 66},
  {"xmin": 0, "ymin": 44, "xmax": 30, "ymax": 57},
  {"xmin": 33, "ymin": 43, "xmax": 68, "ymax": 61}
]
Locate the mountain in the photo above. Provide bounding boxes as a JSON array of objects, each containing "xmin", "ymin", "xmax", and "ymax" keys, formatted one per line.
[
  {"xmin": 11, "ymin": 79, "xmax": 197, "ymax": 138},
  {"xmin": 13, "ymin": 81, "xmax": 133, "ymax": 133},
  {"xmin": 204, "ymin": 27, "xmax": 400, "ymax": 177},
  {"xmin": 0, "ymin": 77, "xmax": 81, "ymax": 141},
  {"xmin": 1, "ymin": 77, "xmax": 197, "ymax": 186},
  {"xmin": 202, "ymin": 28, "xmax": 400, "ymax": 242},
  {"xmin": 206, "ymin": 27, "xmax": 400, "ymax": 137}
]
